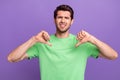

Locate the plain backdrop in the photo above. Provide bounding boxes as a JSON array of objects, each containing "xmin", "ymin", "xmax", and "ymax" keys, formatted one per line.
[{"xmin": 0, "ymin": 0, "xmax": 120, "ymax": 80}]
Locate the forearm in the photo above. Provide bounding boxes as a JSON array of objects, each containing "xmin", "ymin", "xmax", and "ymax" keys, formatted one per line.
[
  {"xmin": 8, "ymin": 37, "xmax": 37, "ymax": 62},
  {"xmin": 90, "ymin": 36, "xmax": 118, "ymax": 60}
]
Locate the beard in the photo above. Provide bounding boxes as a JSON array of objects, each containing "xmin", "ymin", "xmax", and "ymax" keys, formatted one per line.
[{"xmin": 56, "ymin": 26, "xmax": 70, "ymax": 33}]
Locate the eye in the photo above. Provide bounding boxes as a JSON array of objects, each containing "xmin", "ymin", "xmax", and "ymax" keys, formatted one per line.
[
  {"xmin": 57, "ymin": 16, "xmax": 63, "ymax": 19},
  {"xmin": 65, "ymin": 17, "xmax": 70, "ymax": 19}
]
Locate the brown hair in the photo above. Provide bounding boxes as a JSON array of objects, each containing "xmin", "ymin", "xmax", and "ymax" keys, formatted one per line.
[{"xmin": 54, "ymin": 4, "xmax": 74, "ymax": 20}]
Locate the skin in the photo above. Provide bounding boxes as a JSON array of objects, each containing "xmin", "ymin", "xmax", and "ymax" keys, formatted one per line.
[{"xmin": 7, "ymin": 10, "xmax": 118, "ymax": 62}]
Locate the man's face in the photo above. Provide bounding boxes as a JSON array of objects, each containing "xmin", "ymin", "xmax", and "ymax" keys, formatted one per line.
[{"xmin": 54, "ymin": 10, "xmax": 73, "ymax": 33}]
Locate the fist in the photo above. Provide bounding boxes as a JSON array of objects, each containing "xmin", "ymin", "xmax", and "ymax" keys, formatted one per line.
[
  {"xmin": 75, "ymin": 30, "xmax": 93, "ymax": 47},
  {"xmin": 34, "ymin": 30, "xmax": 52, "ymax": 46}
]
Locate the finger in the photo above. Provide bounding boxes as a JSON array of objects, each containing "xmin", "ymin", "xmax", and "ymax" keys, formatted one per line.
[
  {"xmin": 45, "ymin": 41, "xmax": 52, "ymax": 46},
  {"xmin": 75, "ymin": 41, "xmax": 82, "ymax": 47},
  {"xmin": 78, "ymin": 33, "xmax": 83, "ymax": 40},
  {"xmin": 79, "ymin": 30, "xmax": 86, "ymax": 38},
  {"xmin": 44, "ymin": 31, "xmax": 50, "ymax": 40},
  {"xmin": 76, "ymin": 33, "xmax": 79, "ymax": 40},
  {"xmin": 42, "ymin": 32, "xmax": 50, "ymax": 41},
  {"xmin": 77, "ymin": 32, "xmax": 84, "ymax": 41},
  {"xmin": 81, "ymin": 30, "xmax": 86, "ymax": 36},
  {"xmin": 75, "ymin": 38, "xmax": 86, "ymax": 47},
  {"xmin": 43, "ymin": 33, "xmax": 49, "ymax": 41},
  {"xmin": 41, "ymin": 31, "xmax": 52, "ymax": 46}
]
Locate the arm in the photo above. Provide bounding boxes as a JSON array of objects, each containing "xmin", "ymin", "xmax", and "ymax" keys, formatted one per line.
[
  {"xmin": 76, "ymin": 30, "xmax": 118, "ymax": 60},
  {"xmin": 7, "ymin": 37, "xmax": 36, "ymax": 62},
  {"xmin": 7, "ymin": 30, "xmax": 51, "ymax": 62}
]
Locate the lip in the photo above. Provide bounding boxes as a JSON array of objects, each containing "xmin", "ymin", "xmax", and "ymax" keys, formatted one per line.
[
  {"xmin": 59, "ymin": 26, "xmax": 66, "ymax": 30},
  {"xmin": 59, "ymin": 23, "xmax": 66, "ymax": 29},
  {"xmin": 60, "ymin": 24, "xmax": 65, "ymax": 28}
]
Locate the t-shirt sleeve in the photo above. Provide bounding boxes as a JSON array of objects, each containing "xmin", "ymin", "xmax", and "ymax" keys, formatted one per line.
[
  {"xmin": 26, "ymin": 43, "xmax": 40, "ymax": 59},
  {"xmin": 87, "ymin": 43, "xmax": 100, "ymax": 59}
]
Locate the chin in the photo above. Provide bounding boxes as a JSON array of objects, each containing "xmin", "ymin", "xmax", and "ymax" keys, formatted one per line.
[
  {"xmin": 59, "ymin": 29, "xmax": 69, "ymax": 33},
  {"xmin": 57, "ymin": 27, "xmax": 70, "ymax": 33}
]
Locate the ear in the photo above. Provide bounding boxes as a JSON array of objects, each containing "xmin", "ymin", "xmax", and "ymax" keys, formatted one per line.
[{"xmin": 71, "ymin": 19, "xmax": 74, "ymax": 25}]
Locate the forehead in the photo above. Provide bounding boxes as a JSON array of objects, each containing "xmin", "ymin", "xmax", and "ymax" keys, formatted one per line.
[{"xmin": 57, "ymin": 10, "xmax": 71, "ymax": 17}]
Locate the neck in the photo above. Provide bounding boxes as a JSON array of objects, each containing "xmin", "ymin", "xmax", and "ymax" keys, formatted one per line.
[{"xmin": 55, "ymin": 31, "xmax": 70, "ymax": 38}]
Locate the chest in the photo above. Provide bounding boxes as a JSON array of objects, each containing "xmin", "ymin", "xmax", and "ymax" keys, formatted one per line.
[{"xmin": 40, "ymin": 46, "xmax": 89, "ymax": 64}]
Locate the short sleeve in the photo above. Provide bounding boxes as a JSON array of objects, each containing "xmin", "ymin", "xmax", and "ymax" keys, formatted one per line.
[
  {"xmin": 26, "ymin": 43, "xmax": 40, "ymax": 59},
  {"xmin": 87, "ymin": 43, "xmax": 100, "ymax": 59}
]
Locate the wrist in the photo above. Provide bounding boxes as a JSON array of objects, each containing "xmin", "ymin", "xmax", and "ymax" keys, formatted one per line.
[
  {"xmin": 89, "ymin": 36, "xmax": 97, "ymax": 45},
  {"xmin": 29, "ymin": 36, "xmax": 38, "ymax": 45}
]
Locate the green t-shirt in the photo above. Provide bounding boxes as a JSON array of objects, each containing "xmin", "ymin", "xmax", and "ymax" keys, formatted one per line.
[{"xmin": 27, "ymin": 34, "xmax": 99, "ymax": 80}]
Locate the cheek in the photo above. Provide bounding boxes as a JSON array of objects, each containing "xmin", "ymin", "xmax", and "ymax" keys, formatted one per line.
[
  {"xmin": 67, "ymin": 21, "xmax": 72, "ymax": 25},
  {"xmin": 55, "ymin": 19, "xmax": 60, "ymax": 24},
  {"xmin": 55, "ymin": 20, "xmax": 58, "ymax": 24}
]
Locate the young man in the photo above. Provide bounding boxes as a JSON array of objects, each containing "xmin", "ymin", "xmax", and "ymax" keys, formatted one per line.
[{"xmin": 8, "ymin": 4, "xmax": 118, "ymax": 80}]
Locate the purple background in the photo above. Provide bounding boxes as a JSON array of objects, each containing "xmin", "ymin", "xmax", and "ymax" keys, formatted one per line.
[{"xmin": 0, "ymin": 0, "xmax": 120, "ymax": 80}]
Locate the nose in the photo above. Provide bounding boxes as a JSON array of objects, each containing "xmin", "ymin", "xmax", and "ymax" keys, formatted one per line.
[{"xmin": 61, "ymin": 18, "xmax": 65, "ymax": 22}]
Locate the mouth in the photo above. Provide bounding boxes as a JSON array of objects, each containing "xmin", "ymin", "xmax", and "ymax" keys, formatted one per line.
[{"xmin": 59, "ymin": 23, "xmax": 66, "ymax": 29}]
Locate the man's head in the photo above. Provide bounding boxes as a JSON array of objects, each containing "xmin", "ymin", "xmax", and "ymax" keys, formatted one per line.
[{"xmin": 54, "ymin": 4, "xmax": 74, "ymax": 33}]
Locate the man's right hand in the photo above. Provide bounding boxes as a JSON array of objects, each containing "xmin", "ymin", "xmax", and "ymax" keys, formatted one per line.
[{"xmin": 34, "ymin": 30, "xmax": 52, "ymax": 46}]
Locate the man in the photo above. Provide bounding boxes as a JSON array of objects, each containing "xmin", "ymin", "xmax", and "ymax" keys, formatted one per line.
[{"xmin": 8, "ymin": 4, "xmax": 118, "ymax": 80}]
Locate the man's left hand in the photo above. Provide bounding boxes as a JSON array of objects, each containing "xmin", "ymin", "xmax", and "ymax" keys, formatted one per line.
[{"xmin": 75, "ymin": 30, "xmax": 93, "ymax": 47}]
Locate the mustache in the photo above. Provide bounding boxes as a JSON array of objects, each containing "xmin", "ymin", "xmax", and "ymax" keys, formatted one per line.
[{"xmin": 59, "ymin": 22, "xmax": 66, "ymax": 25}]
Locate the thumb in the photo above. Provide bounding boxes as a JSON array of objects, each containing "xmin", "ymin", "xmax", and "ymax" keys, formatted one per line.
[
  {"xmin": 75, "ymin": 40, "xmax": 85, "ymax": 47},
  {"xmin": 45, "ymin": 41, "xmax": 52, "ymax": 46},
  {"xmin": 75, "ymin": 41, "xmax": 82, "ymax": 47}
]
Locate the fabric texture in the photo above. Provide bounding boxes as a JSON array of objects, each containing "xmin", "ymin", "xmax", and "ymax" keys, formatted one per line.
[{"xmin": 26, "ymin": 34, "xmax": 99, "ymax": 80}]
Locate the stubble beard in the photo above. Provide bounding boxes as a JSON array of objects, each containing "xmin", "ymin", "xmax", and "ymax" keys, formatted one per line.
[{"xmin": 56, "ymin": 26, "xmax": 70, "ymax": 33}]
